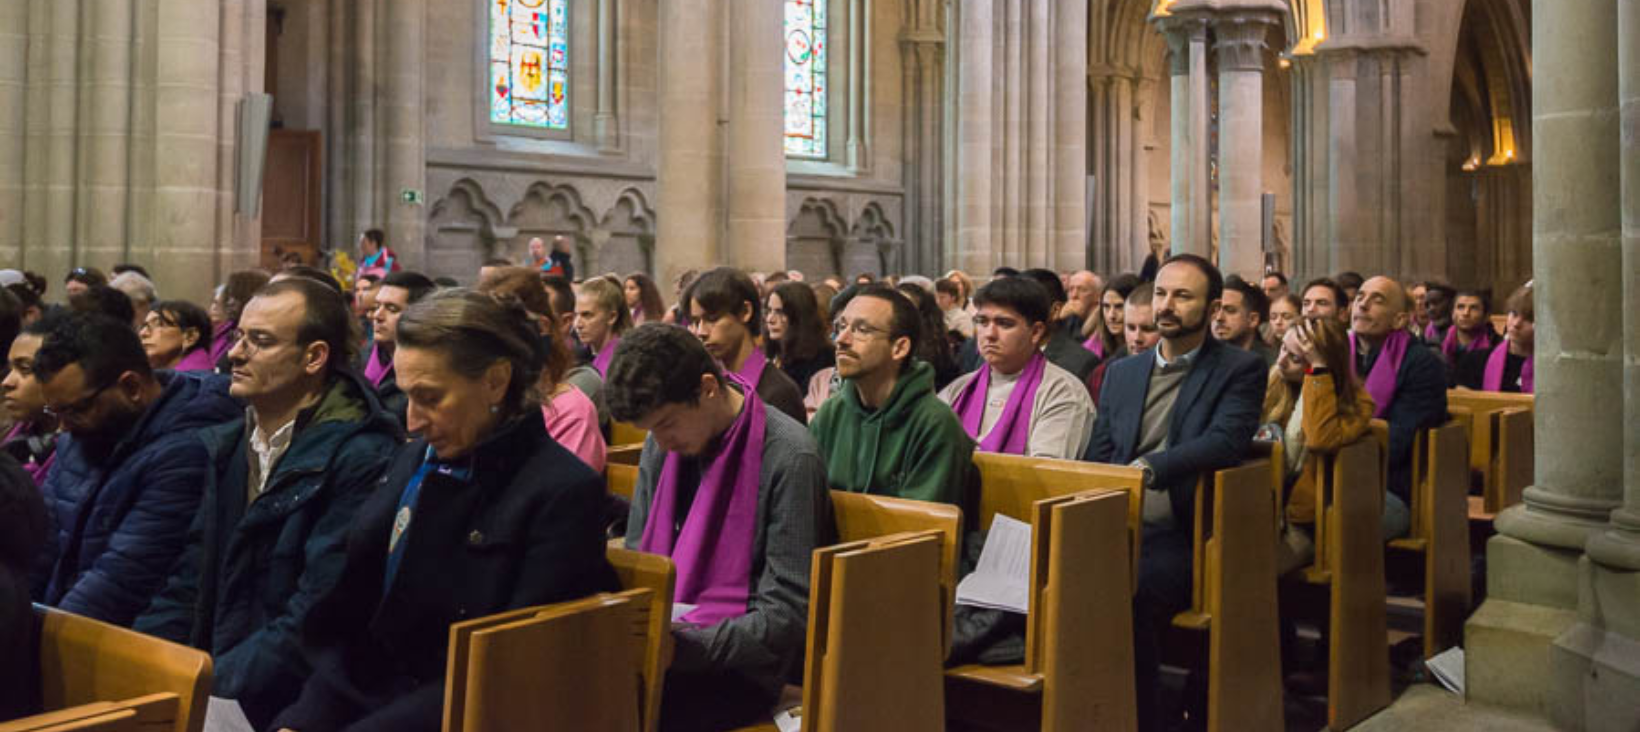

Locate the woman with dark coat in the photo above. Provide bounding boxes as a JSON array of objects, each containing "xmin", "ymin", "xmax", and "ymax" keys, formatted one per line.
[
  {"xmin": 269, "ymin": 290, "xmax": 618, "ymax": 732},
  {"xmin": 0, "ymin": 453, "xmax": 46, "ymax": 722}
]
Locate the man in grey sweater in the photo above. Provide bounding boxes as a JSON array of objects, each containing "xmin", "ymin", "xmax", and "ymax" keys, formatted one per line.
[{"xmin": 606, "ymin": 324, "xmax": 833, "ymax": 732}]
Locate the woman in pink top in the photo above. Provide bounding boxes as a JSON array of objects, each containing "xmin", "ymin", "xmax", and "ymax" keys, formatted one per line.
[{"xmin": 476, "ymin": 265, "xmax": 608, "ymax": 472}]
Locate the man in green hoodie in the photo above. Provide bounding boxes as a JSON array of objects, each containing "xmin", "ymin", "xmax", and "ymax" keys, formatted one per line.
[{"xmin": 810, "ymin": 284, "xmax": 973, "ymax": 506}]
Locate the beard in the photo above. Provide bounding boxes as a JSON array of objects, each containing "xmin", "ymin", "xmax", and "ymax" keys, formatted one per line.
[
  {"xmin": 71, "ymin": 402, "xmax": 144, "ymax": 465},
  {"xmin": 1157, "ymin": 309, "xmax": 1208, "ymax": 339}
]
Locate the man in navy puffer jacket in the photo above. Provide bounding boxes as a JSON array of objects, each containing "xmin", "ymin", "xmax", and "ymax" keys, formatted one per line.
[{"xmin": 31, "ymin": 313, "xmax": 240, "ymax": 626}]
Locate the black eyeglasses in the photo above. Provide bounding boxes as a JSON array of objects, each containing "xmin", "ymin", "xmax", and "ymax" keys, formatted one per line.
[{"xmin": 43, "ymin": 381, "xmax": 115, "ymax": 420}]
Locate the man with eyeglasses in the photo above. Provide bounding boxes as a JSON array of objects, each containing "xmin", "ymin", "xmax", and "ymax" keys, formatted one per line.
[
  {"xmin": 133, "ymin": 278, "xmax": 401, "ymax": 728},
  {"xmin": 809, "ymin": 284, "xmax": 973, "ymax": 505},
  {"xmin": 30, "ymin": 313, "xmax": 238, "ymax": 626}
]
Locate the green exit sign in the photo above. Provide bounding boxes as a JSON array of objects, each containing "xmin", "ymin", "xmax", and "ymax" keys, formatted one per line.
[{"xmin": 401, "ymin": 188, "xmax": 424, "ymax": 205}]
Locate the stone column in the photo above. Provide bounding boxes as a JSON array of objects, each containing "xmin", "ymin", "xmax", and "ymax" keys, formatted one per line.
[
  {"xmin": 595, "ymin": 0, "xmax": 618, "ymax": 151},
  {"xmin": 1213, "ymin": 11, "xmax": 1277, "ymax": 281},
  {"xmin": 1050, "ymin": 0, "xmax": 1086, "ymax": 268},
  {"xmin": 900, "ymin": 28, "xmax": 944, "ymax": 276},
  {"xmin": 725, "ymin": 0, "xmax": 785, "ymax": 273},
  {"xmin": 953, "ymin": 0, "xmax": 994, "ymax": 274},
  {"xmin": 655, "ymin": 0, "xmax": 724, "ymax": 288},
  {"xmin": 1323, "ymin": 49, "xmax": 1361, "ymax": 274},
  {"xmin": 382, "ymin": 0, "xmax": 427, "ymax": 266},
  {"xmin": 350, "ymin": 0, "xmax": 379, "ymax": 243},
  {"xmin": 1466, "ymin": 0, "xmax": 1627, "ymax": 719},
  {"xmin": 1160, "ymin": 17, "xmax": 1209, "ymax": 258}
]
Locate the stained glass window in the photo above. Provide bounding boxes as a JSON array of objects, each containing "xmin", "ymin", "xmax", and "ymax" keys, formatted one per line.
[
  {"xmin": 784, "ymin": 0, "xmax": 827, "ymax": 158},
  {"xmin": 489, "ymin": 0, "xmax": 570, "ymax": 131}
]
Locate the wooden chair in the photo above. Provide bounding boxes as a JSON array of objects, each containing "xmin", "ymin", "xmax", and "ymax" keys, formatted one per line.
[
  {"xmin": 945, "ymin": 453, "xmax": 1140, "ymax": 732},
  {"xmin": 1446, "ymin": 390, "xmax": 1535, "ymax": 517},
  {"xmin": 1294, "ymin": 437, "xmax": 1392, "ymax": 729},
  {"xmin": 608, "ymin": 547, "xmax": 676, "ymax": 732},
  {"xmin": 21, "ymin": 606, "xmax": 211, "ymax": 732},
  {"xmin": 829, "ymin": 490, "xmax": 963, "ymax": 651},
  {"xmin": 443, "ymin": 590, "xmax": 650, "ymax": 732},
  {"xmin": 611, "ymin": 421, "xmax": 649, "ymax": 448},
  {"xmin": 1168, "ymin": 457, "xmax": 1285, "ymax": 732},
  {"xmin": 607, "ymin": 462, "xmax": 640, "ymax": 501},
  {"xmin": 1377, "ymin": 419, "xmax": 1473, "ymax": 658},
  {"xmin": 0, "ymin": 694, "xmax": 179, "ymax": 732}
]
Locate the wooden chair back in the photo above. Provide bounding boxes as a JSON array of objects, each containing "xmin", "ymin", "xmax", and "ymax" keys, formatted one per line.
[
  {"xmin": 33, "ymin": 606, "xmax": 211, "ymax": 732},
  {"xmin": 1447, "ymin": 390, "xmax": 1535, "ymax": 515},
  {"xmin": 611, "ymin": 421, "xmax": 649, "ymax": 447},
  {"xmin": 1032, "ymin": 460, "xmax": 1146, "ymax": 593},
  {"xmin": 830, "ymin": 490, "xmax": 961, "ymax": 652},
  {"xmin": 0, "ymin": 694, "xmax": 179, "ymax": 732},
  {"xmin": 802, "ymin": 532, "xmax": 947, "ymax": 732},
  {"xmin": 608, "ymin": 548, "xmax": 676, "ymax": 732},
  {"xmin": 1377, "ymin": 419, "xmax": 1472, "ymax": 657},
  {"xmin": 607, "ymin": 462, "xmax": 640, "ymax": 501},
  {"xmin": 606, "ymin": 443, "xmax": 644, "ymax": 467},
  {"xmin": 444, "ymin": 591, "xmax": 649, "ymax": 732}
]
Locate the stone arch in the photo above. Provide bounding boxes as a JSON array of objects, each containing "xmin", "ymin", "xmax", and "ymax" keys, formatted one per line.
[
  {"xmin": 598, "ymin": 187, "xmax": 657, "ymax": 278},
  {"xmin": 786, "ymin": 197, "xmax": 848, "ymax": 279},
  {"xmin": 506, "ymin": 182, "xmax": 600, "ymax": 275},
  {"xmin": 847, "ymin": 202, "xmax": 898, "ymax": 278},
  {"xmin": 425, "ymin": 178, "xmax": 504, "ymax": 281}
]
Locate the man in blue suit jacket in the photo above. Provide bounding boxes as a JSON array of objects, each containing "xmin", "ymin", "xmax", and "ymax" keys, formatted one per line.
[{"xmin": 1082, "ymin": 254, "xmax": 1267, "ymax": 731}]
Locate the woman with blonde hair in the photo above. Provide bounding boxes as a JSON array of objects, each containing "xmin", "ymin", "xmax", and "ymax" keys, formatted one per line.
[
  {"xmin": 1259, "ymin": 316, "xmax": 1376, "ymax": 572},
  {"xmin": 575, "ymin": 277, "xmax": 633, "ymax": 376}
]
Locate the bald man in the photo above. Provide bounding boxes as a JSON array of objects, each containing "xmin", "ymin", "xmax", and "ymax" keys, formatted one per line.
[
  {"xmin": 1350, "ymin": 276, "xmax": 1448, "ymax": 539},
  {"xmin": 1061, "ymin": 270, "xmax": 1104, "ymax": 338}
]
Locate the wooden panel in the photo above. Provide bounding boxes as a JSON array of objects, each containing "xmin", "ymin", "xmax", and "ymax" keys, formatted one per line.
[
  {"xmin": 606, "ymin": 463, "xmax": 639, "ymax": 501},
  {"xmin": 830, "ymin": 491, "xmax": 961, "ymax": 652},
  {"xmin": 1422, "ymin": 423, "xmax": 1473, "ymax": 658},
  {"xmin": 1032, "ymin": 460, "xmax": 1146, "ymax": 595},
  {"xmin": 1491, "ymin": 407, "xmax": 1532, "ymax": 513},
  {"xmin": 1323, "ymin": 439, "xmax": 1392, "ymax": 729},
  {"xmin": 35, "ymin": 607, "xmax": 211, "ymax": 732},
  {"xmin": 1204, "ymin": 461, "xmax": 1284, "ymax": 732},
  {"xmin": 0, "ymin": 694, "xmax": 176, "ymax": 732},
  {"xmin": 608, "ymin": 548, "xmax": 675, "ymax": 732},
  {"xmin": 260, "ymin": 129, "xmax": 321, "ymax": 268},
  {"xmin": 1039, "ymin": 492, "xmax": 1136, "ymax": 732},
  {"xmin": 606, "ymin": 444, "xmax": 643, "ymax": 466},
  {"xmin": 610, "ymin": 422, "xmax": 649, "ymax": 447}
]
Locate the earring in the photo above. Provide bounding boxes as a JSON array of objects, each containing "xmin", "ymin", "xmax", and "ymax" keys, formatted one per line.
[{"xmin": 490, "ymin": 404, "xmax": 500, "ymax": 414}]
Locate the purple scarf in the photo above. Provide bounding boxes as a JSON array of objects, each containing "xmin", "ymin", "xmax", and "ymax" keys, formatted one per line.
[
  {"xmin": 364, "ymin": 342, "xmax": 393, "ymax": 387},
  {"xmin": 950, "ymin": 351, "xmax": 1047, "ymax": 454},
  {"xmin": 591, "ymin": 337, "xmax": 620, "ymax": 376},
  {"xmin": 173, "ymin": 348, "xmax": 214, "ymax": 372},
  {"xmin": 638, "ymin": 374, "xmax": 765, "ymax": 626},
  {"xmin": 1351, "ymin": 329, "xmax": 1410, "ymax": 419},
  {"xmin": 1441, "ymin": 323, "xmax": 1493, "ymax": 363},
  {"xmin": 1082, "ymin": 334, "xmax": 1106, "ymax": 360},
  {"xmin": 1483, "ymin": 341, "xmax": 1534, "ymax": 393},
  {"xmin": 2, "ymin": 421, "xmax": 54, "ymax": 485},
  {"xmin": 735, "ymin": 347, "xmax": 769, "ymax": 390},
  {"xmin": 209, "ymin": 320, "xmax": 236, "ymax": 365}
]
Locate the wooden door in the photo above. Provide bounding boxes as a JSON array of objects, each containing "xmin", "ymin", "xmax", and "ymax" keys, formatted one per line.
[{"xmin": 261, "ymin": 129, "xmax": 322, "ymax": 269}]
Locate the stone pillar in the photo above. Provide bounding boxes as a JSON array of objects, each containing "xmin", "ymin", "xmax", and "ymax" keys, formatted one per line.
[
  {"xmin": 0, "ymin": 0, "xmax": 22, "ymax": 264},
  {"xmin": 1160, "ymin": 17, "xmax": 1208, "ymax": 258},
  {"xmin": 1323, "ymin": 49, "xmax": 1362, "ymax": 274},
  {"xmin": 656, "ymin": 0, "xmax": 724, "ymax": 289},
  {"xmin": 1213, "ymin": 11, "xmax": 1277, "ymax": 281},
  {"xmin": 900, "ymin": 27, "xmax": 945, "ymax": 276},
  {"xmin": 1465, "ymin": 0, "xmax": 1627, "ymax": 720},
  {"xmin": 1051, "ymin": 0, "xmax": 1087, "ymax": 268},
  {"xmin": 953, "ymin": 0, "xmax": 994, "ymax": 274},
  {"xmin": 725, "ymin": 0, "xmax": 785, "ymax": 273},
  {"xmin": 382, "ymin": 0, "xmax": 427, "ymax": 266},
  {"xmin": 350, "ymin": 0, "xmax": 379, "ymax": 244},
  {"xmin": 595, "ymin": 0, "xmax": 618, "ymax": 150}
]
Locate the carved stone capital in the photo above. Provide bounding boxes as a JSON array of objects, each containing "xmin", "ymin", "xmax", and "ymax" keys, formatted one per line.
[
  {"xmin": 1212, "ymin": 13, "xmax": 1279, "ymax": 72},
  {"xmin": 1158, "ymin": 17, "xmax": 1208, "ymax": 77}
]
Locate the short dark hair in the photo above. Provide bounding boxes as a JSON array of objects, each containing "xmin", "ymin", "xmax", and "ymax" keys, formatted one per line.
[
  {"xmin": 111, "ymin": 263, "xmax": 151, "ymax": 279},
  {"xmin": 396, "ymin": 289, "xmax": 548, "ymax": 416},
  {"xmin": 974, "ymin": 276, "xmax": 1053, "ymax": 325},
  {"xmin": 992, "ymin": 266, "xmax": 1020, "ymax": 278},
  {"xmin": 279, "ymin": 265, "xmax": 343, "ymax": 295},
  {"xmin": 357, "ymin": 273, "xmax": 383, "ymax": 287},
  {"xmin": 483, "ymin": 257, "xmax": 514, "ymax": 268},
  {"xmin": 382, "ymin": 271, "xmax": 439, "ymax": 303},
  {"xmin": 255, "ymin": 277, "xmax": 360, "ymax": 373},
  {"xmin": 222, "ymin": 270, "xmax": 273, "ymax": 322},
  {"xmin": 363, "ymin": 229, "xmax": 386, "ymax": 247},
  {"xmin": 1262, "ymin": 271, "xmax": 1288, "ymax": 287},
  {"xmin": 1334, "ymin": 271, "xmax": 1365, "ymax": 292},
  {"xmin": 687, "ymin": 267, "xmax": 761, "ymax": 328},
  {"xmin": 1158, "ymin": 254, "xmax": 1224, "ymax": 303},
  {"xmin": 851, "ymin": 284, "xmax": 922, "ymax": 357},
  {"xmin": 433, "ymin": 276, "xmax": 460, "ymax": 288},
  {"xmin": 540, "ymin": 275, "xmax": 576, "ymax": 319},
  {"xmin": 1302, "ymin": 278, "xmax": 1348, "ymax": 309},
  {"xmin": 1455, "ymin": 288, "xmax": 1492, "ymax": 314},
  {"xmin": 33, "ymin": 313, "xmax": 152, "ymax": 387},
  {"xmin": 64, "ymin": 267, "xmax": 107, "ymax": 288},
  {"xmin": 149, "ymin": 300, "xmax": 214, "ymax": 356},
  {"xmin": 1019, "ymin": 268, "xmax": 1068, "ymax": 305},
  {"xmin": 1223, "ymin": 275, "xmax": 1269, "ymax": 322},
  {"xmin": 1105, "ymin": 273, "xmax": 1143, "ymax": 301},
  {"xmin": 1126, "ymin": 284, "xmax": 1155, "ymax": 307},
  {"xmin": 605, "ymin": 323, "xmax": 725, "ymax": 422},
  {"xmin": 6, "ymin": 283, "xmax": 39, "ymax": 312},
  {"xmin": 68, "ymin": 285, "xmax": 135, "ymax": 325}
]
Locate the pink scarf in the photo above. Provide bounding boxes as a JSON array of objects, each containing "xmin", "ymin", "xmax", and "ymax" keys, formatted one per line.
[
  {"xmin": 173, "ymin": 348, "xmax": 215, "ymax": 372},
  {"xmin": 950, "ymin": 351, "xmax": 1047, "ymax": 454},
  {"xmin": 209, "ymin": 320, "xmax": 236, "ymax": 365},
  {"xmin": 591, "ymin": 337, "xmax": 620, "ymax": 376},
  {"xmin": 735, "ymin": 347, "xmax": 769, "ymax": 390},
  {"xmin": 1351, "ymin": 329, "xmax": 1410, "ymax": 419},
  {"xmin": 1440, "ymin": 323, "xmax": 1493, "ymax": 363},
  {"xmin": 638, "ymin": 374, "xmax": 765, "ymax": 626},
  {"xmin": 2, "ymin": 421, "xmax": 55, "ymax": 485},
  {"xmin": 364, "ymin": 342, "xmax": 393, "ymax": 387},
  {"xmin": 1483, "ymin": 341, "xmax": 1534, "ymax": 393},
  {"xmin": 1082, "ymin": 334, "xmax": 1106, "ymax": 360}
]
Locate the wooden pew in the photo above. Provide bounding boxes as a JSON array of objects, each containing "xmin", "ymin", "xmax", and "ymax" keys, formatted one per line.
[
  {"xmin": 20, "ymin": 606, "xmax": 211, "ymax": 732},
  {"xmin": 607, "ymin": 443, "xmax": 644, "ymax": 467},
  {"xmin": 1378, "ymin": 420, "xmax": 1473, "ymax": 658},
  {"xmin": 607, "ymin": 462, "xmax": 640, "ymax": 501},
  {"xmin": 1446, "ymin": 390, "xmax": 1534, "ymax": 517},
  {"xmin": 1168, "ymin": 456, "xmax": 1285, "ymax": 732},
  {"xmin": 946, "ymin": 453, "xmax": 1139, "ymax": 732},
  {"xmin": 0, "ymin": 694, "xmax": 179, "ymax": 732},
  {"xmin": 611, "ymin": 421, "xmax": 649, "ymax": 448},
  {"xmin": 1295, "ymin": 437, "xmax": 1392, "ymax": 729},
  {"xmin": 830, "ymin": 490, "xmax": 962, "ymax": 651},
  {"xmin": 443, "ymin": 591, "xmax": 650, "ymax": 732},
  {"xmin": 608, "ymin": 548, "xmax": 676, "ymax": 732}
]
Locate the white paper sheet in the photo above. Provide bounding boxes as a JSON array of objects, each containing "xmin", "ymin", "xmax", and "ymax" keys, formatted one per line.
[
  {"xmin": 671, "ymin": 602, "xmax": 698, "ymax": 622},
  {"xmin": 204, "ymin": 697, "xmax": 255, "ymax": 732},
  {"xmin": 954, "ymin": 514, "xmax": 1032, "ymax": 614},
  {"xmin": 1426, "ymin": 646, "xmax": 1465, "ymax": 695},
  {"xmin": 773, "ymin": 706, "xmax": 802, "ymax": 732}
]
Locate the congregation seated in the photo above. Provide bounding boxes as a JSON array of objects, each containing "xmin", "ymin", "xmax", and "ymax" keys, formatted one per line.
[
  {"xmin": 939, "ymin": 276, "xmax": 1095, "ymax": 459},
  {"xmin": 1300, "ymin": 277, "xmax": 1348, "ymax": 323},
  {"xmin": 1258, "ymin": 317, "xmax": 1376, "ymax": 574},
  {"xmin": 1437, "ymin": 288, "xmax": 1500, "ymax": 369},
  {"xmin": 607, "ymin": 324, "xmax": 832, "ymax": 732},
  {"xmin": 893, "ymin": 281, "xmax": 963, "ymax": 389},
  {"xmin": 363, "ymin": 271, "xmax": 438, "ymax": 427},
  {"xmin": 764, "ymin": 282, "xmax": 835, "ymax": 393},
  {"xmin": 210, "ymin": 269, "xmax": 274, "ymax": 370},
  {"xmin": 32, "ymin": 314, "xmax": 240, "ymax": 626},
  {"xmin": 1348, "ymin": 276, "xmax": 1448, "ymax": 539},
  {"xmin": 0, "ymin": 452, "xmax": 46, "ymax": 722},
  {"xmin": 1018, "ymin": 268, "xmax": 1100, "ymax": 381},
  {"xmin": 575, "ymin": 276, "xmax": 632, "ymax": 377},
  {"xmin": 1215, "ymin": 275, "xmax": 1277, "ymax": 368},
  {"xmin": 3, "ymin": 315, "xmax": 65, "ymax": 485},
  {"xmin": 139, "ymin": 300, "xmax": 215, "ymax": 372},
  {"xmin": 1059, "ymin": 269, "xmax": 1103, "ymax": 341},
  {"xmin": 1455, "ymin": 284, "xmax": 1534, "ymax": 394},
  {"xmin": 810, "ymin": 284, "xmax": 973, "ymax": 504},
  {"xmin": 684, "ymin": 267, "xmax": 808, "ymax": 424},
  {"xmin": 129, "ymin": 278, "xmax": 403, "ymax": 728},
  {"xmin": 1080, "ymin": 254, "xmax": 1268, "ymax": 731},
  {"xmin": 1083, "ymin": 272, "xmax": 1143, "ymax": 362},
  {"xmin": 479, "ymin": 267, "xmax": 607, "ymax": 471},
  {"xmin": 1086, "ymin": 283, "xmax": 1160, "ymax": 404},
  {"xmin": 541, "ymin": 274, "xmax": 611, "ymax": 429},
  {"xmin": 1419, "ymin": 281, "xmax": 1457, "ymax": 344},
  {"xmin": 268, "ymin": 290, "xmax": 617, "ymax": 732}
]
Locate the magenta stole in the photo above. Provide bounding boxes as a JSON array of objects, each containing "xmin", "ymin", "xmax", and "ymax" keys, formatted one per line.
[
  {"xmin": 1350, "ymin": 329, "xmax": 1410, "ymax": 419},
  {"xmin": 1440, "ymin": 323, "xmax": 1493, "ymax": 363},
  {"xmin": 1082, "ymin": 334, "xmax": 1106, "ymax": 360},
  {"xmin": 950, "ymin": 351, "xmax": 1047, "ymax": 454},
  {"xmin": 591, "ymin": 337, "xmax": 620, "ymax": 376},
  {"xmin": 173, "ymin": 348, "xmax": 215, "ymax": 372},
  {"xmin": 638, "ymin": 374, "xmax": 765, "ymax": 625},
  {"xmin": 2, "ymin": 421, "xmax": 54, "ymax": 485},
  {"xmin": 209, "ymin": 320, "xmax": 236, "ymax": 365},
  {"xmin": 364, "ymin": 342, "xmax": 392, "ymax": 387},
  {"xmin": 735, "ymin": 347, "xmax": 770, "ymax": 390},
  {"xmin": 1483, "ymin": 341, "xmax": 1534, "ymax": 393}
]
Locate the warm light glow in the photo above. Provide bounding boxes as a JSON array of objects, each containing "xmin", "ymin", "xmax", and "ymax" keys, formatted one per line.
[
  {"xmin": 1313, "ymin": 29, "xmax": 1325, "ymax": 41},
  {"xmin": 1505, "ymin": 149, "xmax": 1515, "ymax": 159},
  {"xmin": 1278, "ymin": 58, "xmax": 1291, "ymax": 69}
]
